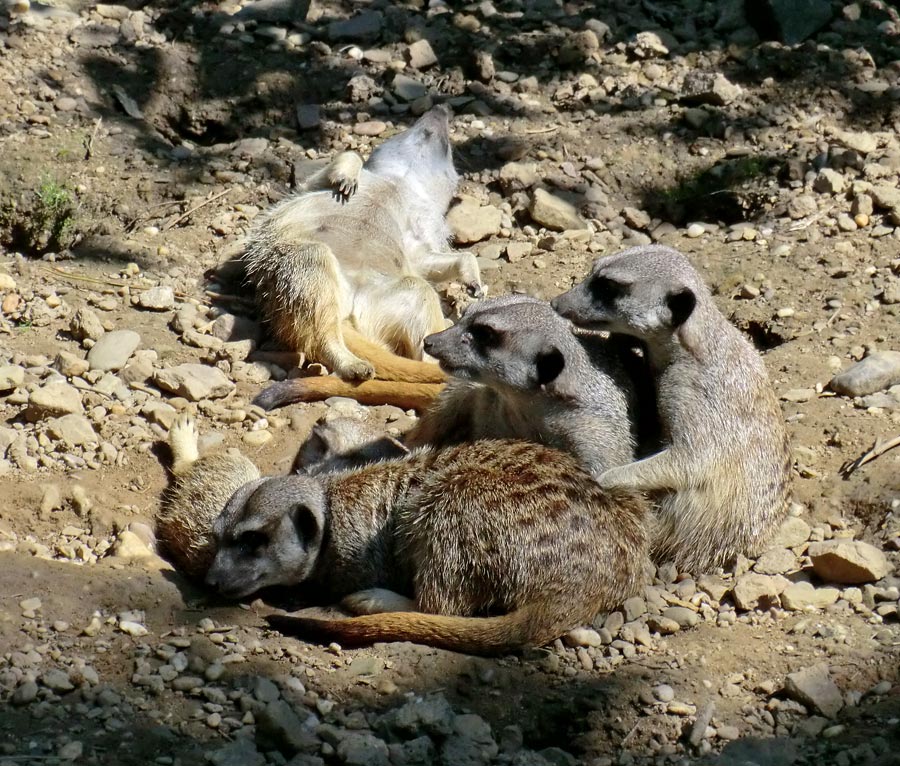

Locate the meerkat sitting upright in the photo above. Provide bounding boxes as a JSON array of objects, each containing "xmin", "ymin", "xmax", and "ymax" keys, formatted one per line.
[
  {"xmin": 204, "ymin": 440, "xmax": 649, "ymax": 655},
  {"xmin": 291, "ymin": 295, "xmax": 644, "ymax": 478},
  {"xmin": 157, "ymin": 414, "xmax": 261, "ymax": 580},
  {"xmin": 245, "ymin": 105, "xmax": 481, "ymax": 410},
  {"xmin": 551, "ymin": 245, "xmax": 791, "ymax": 572}
]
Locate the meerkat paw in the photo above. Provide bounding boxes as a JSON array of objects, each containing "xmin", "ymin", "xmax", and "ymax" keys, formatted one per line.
[
  {"xmin": 341, "ymin": 588, "xmax": 418, "ymax": 615},
  {"xmin": 465, "ymin": 279, "xmax": 485, "ymax": 299},
  {"xmin": 327, "ymin": 167, "xmax": 359, "ymax": 202},
  {"xmin": 168, "ymin": 413, "xmax": 200, "ymax": 472},
  {"xmin": 335, "ymin": 358, "xmax": 376, "ymax": 381}
]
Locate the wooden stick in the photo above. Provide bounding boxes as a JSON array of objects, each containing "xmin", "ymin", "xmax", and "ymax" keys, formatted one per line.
[
  {"xmin": 163, "ymin": 188, "xmax": 231, "ymax": 231},
  {"xmin": 840, "ymin": 433, "xmax": 900, "ymax": 477}
]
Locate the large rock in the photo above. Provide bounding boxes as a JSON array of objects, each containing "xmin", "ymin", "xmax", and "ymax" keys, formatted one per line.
[
  {"xmin": 731, "ymin": 573, "xmax": 789, "ymax": 611},
  {"xmin": 207, "ymin": 737, "xmax": 266, "ymax": 766},
  {"xmin": 807, "ymin": 540, "xmax": 892, "ymax": 584},
  {"xmin": 87, "ymin": 330, "xmax": 141, "ymax": 372},
  {"xmin": 69, "ymin": 307, "xmax": 105, "ymax": 342},
  {"xmin": 781, "ymin": 581, "xmax": 839, "ymax": 611},
  {"xmin": 256, "ymin": 700, "xmax": 319, "ymax": 755},
  {"xmin": 135, "ymin": 286, "xmax": 175, "ymax": 311},
  {"xmin": 25, "ymin": 381, "xmax": 84, "ymax": 422},
  {"xmin": 829, "ymin": 351, "xmax": 900, "ymax": 397},
  {"xmin": 680, "ymin": 71, "xmax": 742, "ymax": 106},
  {"xmin": 447, "ymin": 199, "xmax": 503, "ymax": 244},
  {"xmin": 233, "ymin": 0, "xmax": 309, "ymax": 23},
  {"xmin": 869, "ymin": 184, "xmax": 900, "ymax": 225},
  {"xmin": 529, "ymin": 189, "xmax": 587, "ymax": 231},
  {"xmin": 769, "ymin": 516, "xmax": 812, "ymax": 549},
  {"xmin": 328, "ymin": 10, "xmax": 382, "ymax": 43},
  {"xmin": 783, "ymin": 664, "xmax": 843, "ymax": 717},
  {"xmin": 0, "ymin": 364, "xmax": 24, "ymax": 392},
  {"xmin": 153, "ymin": 364, "xmax": 234, "ymax": 401},
  {"xmin": 747, "ymin": 0, "xmax": 834, "ymax": 45},
  {"xmin": 47, "ymin": 414, "xmax": 98, "ymax": 446}
]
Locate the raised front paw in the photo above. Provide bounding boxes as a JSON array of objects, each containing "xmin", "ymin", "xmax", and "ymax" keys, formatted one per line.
[{"xmin": 465, "ymin": 280, "xmax": 486, "ymax": 299}]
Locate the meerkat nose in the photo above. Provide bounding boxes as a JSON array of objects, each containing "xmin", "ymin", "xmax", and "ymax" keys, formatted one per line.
[
  {"xmin": 549, "ymin": 296, "xmax": 560, "ymax": 311},
  {"xmin": 422, "ymin": 336, "xmax": 435, "ymax": 354}
]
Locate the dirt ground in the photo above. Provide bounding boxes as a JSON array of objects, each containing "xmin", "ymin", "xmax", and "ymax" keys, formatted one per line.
[{"xmin": 0, "ymin": 0, "xmax": 899, "ymax": 764}]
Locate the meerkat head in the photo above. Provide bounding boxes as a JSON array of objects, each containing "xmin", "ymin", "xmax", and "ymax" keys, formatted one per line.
[
  {"xmin": 422, "ymin": 295, "xmax": 574, "ymax": 393},
  {"xmin": 205, "ymin": 476, "xmax": 328, "ymax": 599},
  {"xmin": 365, "ymin": 104, "xmax": 458, "ymax": 202},
  {"xmin": 552, "ymin": 246, "xmax": 705, "ymax": 345},
  {"xmin": 293, "ymin": 416, "xmax": 407, "ymax": 475}
]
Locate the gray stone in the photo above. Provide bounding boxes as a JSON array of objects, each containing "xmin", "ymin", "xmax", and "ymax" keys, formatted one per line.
[
  {"xmin": 661, "ymin": 606, "xmax": 700, "ymax": 628},
  {"xmin": 440, "ymin": 714, "xmax": 498, "ymax": 766},
  {"xmin": 829, "ymin": 352, "xmax": 900, "ymax": 396},
  {"xmin": 55, "ymin": 351, "xmax": 89, "ymax": 377},
  {"xmin": 328, "ymin": 10, "xmax": 383, "ymax": 43},
  {"xmin": 748, "ymin": 0, "xmax": 834, "ymax": 45},
  {"xmin": 813, "ymin": 168, "xmax": 845, "ymax": 195},
  {"xmin": 753, "ymin": 547, "xmax": 798, "ymax": 575},
  {"xmin": 380, "ymin": 695, "xmax": 455, "ymax": 738},
  {"xmin": 12, "ymin": 680, "xmax": 39, "ymax": 705},
  {"xmin": 0, "ymin": 364, "xmax": 24, "ymax": 392},
  {"xmin": 392, "ymin": 73, "xmax": 428, "ymax": 102},
  {"xmin": 251, "ymin": 676, "xmax": 280, "ymax": 703},
  {"xmin": 153, "ymin": 364, "xmax": 234, "ymax": 401},
  {"xmin": 208, "ymin": 737, "xmax": 266, "ymax": 766},
  {"xmin": 70, "ymin": 307, "xmax": 105, "ymax": 342},
  {"xmin": 135, "ymin": 286, "xmax": 175, "ymax": 311},
  {"xmin": 498, "ymin": 162, "xmax": 541, "ymax": 192},
  {"xmin": 829, "ymin": 127, "xmax": 879, "ymax": 155},
  {"xmin": 296, "ymin": 104, "xmax": 321, "ymax": 131},
  {"xmin": 731, "ymin": 573, "xmax": 789, "ymax": 610},
  {"xmin": 529, "ymin": 189, "xmax": 586, "ymax": 231},
  {"xmin": 783, "ymin": 664, "xmax": 843, "ymax": 717},
  {"xmin": 388, "ymin": 737, "xmax": 435, "ymax": 766},
  {"xmin": 41, "ymin": 668, "xmax": 74, "ymax": 692},
  {"xmin": 336, "ymin": 732, "xmax": 390, "ymax": 766},
  {"xmin": 770, "ymin": 516, "xmax": 811, "ymax": 548},
  {"xmin": 256, "ymin": 700, "xmax": 319, "ymax": 754},
  {"xmin": 48, "ymin": 414, "xmax": 98, "ymax": 446},
  {"xmin": 406, "ymin": 39, "xmax": 438, "ymax": 69},
  {"xmin": 869, "ymin": 184, "xmax": 900, "ymax": 225},
  {"xmin": 807, "ymin": 540, "xmax": 892, "ymax": 584},
  {"xmin": 680, "ymin": 71, "xmax": 742, "ymax": 105},
  {"xmin": 25, "ymin": 381, "xmax": 84, "ymax": 421},
  {"xmin": 234, "ymin": 0, "xmax": 309, "ymax": 22},
  {"xmin": 87, "ymin": 329, "xmax": 141, "ymax": 372},
  {"xmin": 622, "ymin": 596, "xmax": 646, "ymax": 622},
  {"xmin": 781, "ymin": 581, "xmax": 840, "ymax": 610},
  {"xmin": 447, "ymin": 199, "xmax": 503, "ymax": 244}
]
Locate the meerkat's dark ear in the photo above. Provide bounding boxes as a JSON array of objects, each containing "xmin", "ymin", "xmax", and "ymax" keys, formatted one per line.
[
  {"xmin": 291, "ymin": 504, "xmax": 322, "ymax": 546},
  {"xmin": 666, "ymin": 287, "xmax": 696, "ymax": 327},
  {"xmin": 535, "ymin": 347, "xmax": 566, "ymax": 387}
]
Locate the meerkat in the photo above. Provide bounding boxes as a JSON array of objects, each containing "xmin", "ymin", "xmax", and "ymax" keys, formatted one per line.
[
  {"xmin": 551, "ymin": 244, "xmax": 792, "ymax": 571},
  {"xmin": 288, "ymin": 295, "xmax": 645, "ymax": 477},
  {"xmin": 156, "ymin": 414, "xmax": 261, "ymax": 580},
  {"xmin": 204, "ymin": 439, "xmax": 649, "ymax": 655},
  {"xmin": 244, "ymin": 104, "xmax": 481, "ymax": 407}
]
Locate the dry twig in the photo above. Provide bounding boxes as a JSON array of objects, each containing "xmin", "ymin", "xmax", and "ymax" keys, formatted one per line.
[{"xmin": 840, "ymin": 433, "xmax": 900, "ymax": 477}]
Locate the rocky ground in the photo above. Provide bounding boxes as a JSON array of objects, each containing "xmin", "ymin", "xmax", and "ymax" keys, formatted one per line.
[{"xmin": 1, "ymin": 0, "xmax": 900, "ymax": 764}]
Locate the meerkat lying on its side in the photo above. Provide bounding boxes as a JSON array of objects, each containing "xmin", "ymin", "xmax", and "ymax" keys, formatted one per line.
[
  {"xmin": 246, "ymin": 105, "xmax": 482, "ymax": 411},
  {"xmin": 552, "ymin": 245, "xmax": 791, "ymax": 572},
  {"xmin": 291, "ymin": 295, "xmax": 645, "ymax": 477},
  {"xmin": 204, "ymin": 440, "xmax": 649, "ymax": 655},
  {"xmin": 157, "ymin": 414, "xmax": 260, "ymax": 580}
]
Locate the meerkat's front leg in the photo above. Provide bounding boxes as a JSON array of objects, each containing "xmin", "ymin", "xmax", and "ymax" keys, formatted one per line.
[
  {"xmin": 598, "ymin": 448, "xmax": 689, "ymax": 492},
  {"xmin": 419, "ymin": 251, "xmax": 484, "ymax": 297},
  {"xmin": 297, "ymin": 151, "xmax": 364, "ymax": 202}
]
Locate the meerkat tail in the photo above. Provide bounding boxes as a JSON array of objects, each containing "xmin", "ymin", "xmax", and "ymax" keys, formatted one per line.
[
  {"xmin": 342, "ymin": 326, "xmax": 447, "ymax": 384},
  {"xmin": 253, "ymin": 378, "xmax": 444, "ymax": 412},
  {"xmin": 267, "ymin": 606, "xmax": 558, "ymax": 656}
]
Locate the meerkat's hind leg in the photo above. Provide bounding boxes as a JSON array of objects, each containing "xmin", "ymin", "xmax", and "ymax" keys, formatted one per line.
[
  {"xmin": 418, "ymin": 251, "xmax": 484, "ymax": 298},
  {"xmin": 168, "ymin": 413, "xmax": 200, "ymax": 476},
  {"xmin": 341, "ymin": 589, "xmax": 418, "ymax": 615},
  {"xmin": 598, "ymin": 448, "xmax": 689, "ymax": 492}
]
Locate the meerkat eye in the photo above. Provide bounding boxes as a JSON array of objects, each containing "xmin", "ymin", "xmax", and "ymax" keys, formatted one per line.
[
  {"xmin": 468, "ymin": 324, "xmax": 502, "ymax": 348},
  {"xmin": 589, "ymin": 276, "xmax": 624, "ymax": 303},
  {"xmin": 236, "ymin": 530, "xmax": 268, "ymax": 555}
]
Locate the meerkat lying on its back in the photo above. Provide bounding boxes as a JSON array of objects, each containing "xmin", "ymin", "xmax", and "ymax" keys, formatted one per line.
[
  {"xmin": 292, "ymin": 295, "xmax": 646, "ymax": 478},
  {"xmin": 246, "ymin": 105, "xmax": 482, "ymax": 409},
  {"xmin": 205, "ymin": 440, "xmax": 649, "ymax": 655},
  {"xmin": 552, "ymin": 245, "xmax": 791, "ymax": 572},
  {"xmin": 157, "ymin": 414, "xmax": 260, "ymax": 580}
]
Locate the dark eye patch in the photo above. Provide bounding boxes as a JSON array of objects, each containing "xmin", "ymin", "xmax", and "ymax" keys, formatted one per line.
[
  {"xmin": 235, "ymin": 530, "xmax": 268, "ymax": 555},
  {"xmin": 589, "ymin": 275, "xmax": 625, "ymax": 303},
  {"xmin": 469, "ymin": 323, "xmax": 502, "ymax": 349}
]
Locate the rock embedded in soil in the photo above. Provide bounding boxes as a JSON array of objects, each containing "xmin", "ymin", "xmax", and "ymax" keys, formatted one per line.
[
  {"xmin": 680, "ymin": 71, "xmax": 742, "ymax": 105},
  {"xmin": 153, "ymin": 363, "xmax": 235, "ymax": 401},
  {"xmin": 807, "ymin": 540, "xmax": 892, "ymax": 584},
  {"xmin": 328, "ymin": 9, "xmax": 383, "ymax": 43},
  {"xmin": 86, "ymin": 329, "xmax": 141, "ymax": 371},
  {"xmin": 770, "ymin": 516, "xmax": 811, "ymax": 548},
  {"xmin": 529, "ymin": 188, "xmax": 587, "ymax": 231},
  {"xmin": 69, "ymin": 307, "xmax": 105, "ymax": 342},
  {"xmin": 0, "ymin": 364, "xmax": 24, "ymax": 392},
  {"xmin": 47, "ymin": 414, "xmax": 97, "ymax": 446},
  {"xmin": 732, "ymin": 573, "xmax": 789, "ymax": 610},
  {"xmin": 829, "ymin": 351, "xmax": 900, "ymax": 396},
  {"xmin": 781, "ymin": 581, "xmax": 840, "ymax": 610},
  {"xmin": 783, "ymin": 664, "xmax": 843, "ymax": 717},
  {"xmin": 25, "ymin": 381, "xmax": 84, "ymax": 421},
  {"xmin": 447, "ymin": 199, "xmax": 502, "ymax": 244},
  {"xmin": 135, "ymin": 285, "xmax": 175, "ymax": 311}
]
